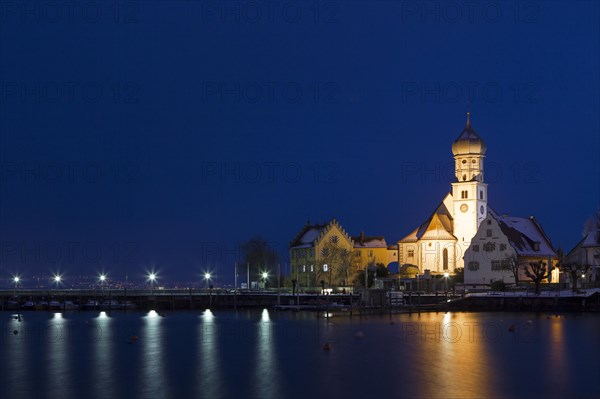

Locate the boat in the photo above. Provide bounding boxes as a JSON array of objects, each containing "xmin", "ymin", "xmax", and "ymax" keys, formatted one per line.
[
  {"xmin": 101, "ymin": 300, "xmax": 122, "ymax": 310},
  {"xmin": 64, "ymin": 301, "xmax": 79, "ymax": 310},
  {"xmin": 49, "ymin": 300, "xmax": 61, "ymax": 309},
  {"xmin": 21, "ymin": 301, "xmax": 35, "ymax": 310}
]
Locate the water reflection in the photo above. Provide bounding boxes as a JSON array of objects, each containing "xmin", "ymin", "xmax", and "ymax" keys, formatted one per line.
[
  {"xmin": 92, "ymin": 311, "xmax": 115, "ymax": 399},
  {"xmin": 139, "ymin": 310, "xmax": 169, "ymax": 398},
  {"xmin": 5, "ymin": 314, "xmax": 29, "ymax": 398},
  {"xmin": 46, "ymin": 313, "xmax": 74, "ymax": 397},
  {"xmin": 253, "ymin": 309, "xmax": 281, "ymax": 398},
  {"xmin": 197, "ymin": 309, "xmax": 222, "ymax": 398}
]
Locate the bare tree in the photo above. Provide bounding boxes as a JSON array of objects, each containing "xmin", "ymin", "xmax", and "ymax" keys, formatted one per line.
[
  {"xmin": 503, "ymin": 254, "xmax": 522, "ymax": 286},
  {"xmin": 318, "ymin": 242, "xmax": 355, "ymax": 286},
  {"xmin": 559, "ymin": 262, "xmax": 591, "ymax": 292},
  {"xmin": 523, "ymin": 261, "xmax": 551, "ymax": 295}
]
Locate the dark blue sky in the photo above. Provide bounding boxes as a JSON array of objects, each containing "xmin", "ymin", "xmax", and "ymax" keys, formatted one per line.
[{"xmin": 0, "ymin": 1, "xmax": 598, "ymax": 284}]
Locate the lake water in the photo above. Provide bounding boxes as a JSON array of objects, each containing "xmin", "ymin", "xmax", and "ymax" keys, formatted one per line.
[{"xmin": 1, "ymin": 309, "xmax": 598, "ymax": 399}]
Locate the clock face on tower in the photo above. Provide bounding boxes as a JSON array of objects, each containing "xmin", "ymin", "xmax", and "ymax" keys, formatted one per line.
[
  {"xmin": 460, "ymin": 204, "xmax": 468, "ymax": 213},
  {"xmin": 480, "ymin": 205, "xmax": 485, "ymax": 214}
]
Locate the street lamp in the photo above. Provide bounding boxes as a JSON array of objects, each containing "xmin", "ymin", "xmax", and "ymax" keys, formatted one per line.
[
  {"xmin": 99, "ymin": 273, "xmax": 107, "ymax": 289},
  {"xmin": 204, "ymin": 272, "xmax": 212, "ymax": 289},
  {"xmin": 13, "ymin": 275, "xmax": 20, "ymax": 287},
  {"xmin": 147, "ymin": 272, "xmax": 157, "ymax": 293},
  {"xmin": 53, "ymin": 274, "xmax": 62, "ymax": 286},
  {"xmin": 261, "ymin": 271, "xmax": 269, "ymax": 289}
]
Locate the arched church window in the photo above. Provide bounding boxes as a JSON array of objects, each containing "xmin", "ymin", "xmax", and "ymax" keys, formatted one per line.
[{"xmin": 443, "ymin": 248, "xmax": 448, "ymax": 270}]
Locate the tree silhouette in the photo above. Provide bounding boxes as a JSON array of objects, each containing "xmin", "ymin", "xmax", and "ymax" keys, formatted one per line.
[{"xmin": 522, "ymin": 260, "xmax": 551, "ymax": 295}]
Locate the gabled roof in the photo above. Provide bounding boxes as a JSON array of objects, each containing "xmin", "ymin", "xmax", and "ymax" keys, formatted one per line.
[
  {"xmin": 490, "ymin": 209, "xmax": 556, "ymax": 257},
  {"xmin": 352, "ymin": 234, "xmax": 387, "ymax": 248},
  {"xmin": 399, "ymin": 193, "xmax": 456, "ymax": 243},
  {"xmin": 566, "ymin": 230, "xmax": 600, "ymax": 259},
  {"xmin": 289, "ymin": 218, "xmax": 353, "ymax": 249}
]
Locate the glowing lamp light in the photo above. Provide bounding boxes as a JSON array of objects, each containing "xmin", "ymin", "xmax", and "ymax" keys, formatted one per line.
[
  {"xmin": 204, "ymin": 272, "xmax": 212, "ymax": 281},
  {"xmin": 444, "ymin": 273, "xmax": 449, "ymax": 278},
  {"xmin": 53, "ymin": 274, "xmax": 62, "ymax": 283},
  {"xmin": 262, "ymin": 272, "xmax": 269, "ymax": 279},
  {"xmin": 13, "ymin": 276, "xmax": 20, "ymax": 283},
  {"xmin": 99, "ymin": 274, "xmax": 107, "ymax": 282},
  {"xmin": 148, "ymin": 272, "xmax": 157, "ymax": 282}
]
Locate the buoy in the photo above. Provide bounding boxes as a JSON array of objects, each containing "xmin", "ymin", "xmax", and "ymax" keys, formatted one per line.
[
  {"xmin": 323, "ymin": 343, "xmax": 331, "ymax": 351},
  {"xmin": 508, "ymin": 324, "xmax": 515, "ymax": 332}
]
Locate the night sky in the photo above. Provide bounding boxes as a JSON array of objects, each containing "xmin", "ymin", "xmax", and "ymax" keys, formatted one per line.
[{"xmin": 0, "ymin": 1, "xmax": 598, "ymax": 285}]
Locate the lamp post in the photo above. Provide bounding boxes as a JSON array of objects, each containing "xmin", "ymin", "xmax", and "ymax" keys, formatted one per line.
[
  {"xmin": 204, "ymin": 272, "xmax": 212, "ymax": 289},
  {"xmin": 262, "ymin": 271, "xmax": 269, "ymax": 290},
  {"xmin": 13, "ymin": 275, "xmax": 20, "ymax": 296},
  {"xmin": 148, "ymin": 272, "xmax": 157, "ymax": 294},
  {"xmin": 444, "ymin": 272, "xmax": 449, "ymax": 293}
]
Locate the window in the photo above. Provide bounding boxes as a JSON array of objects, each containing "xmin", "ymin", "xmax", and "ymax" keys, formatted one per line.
[
  {"xmin": 443, "ymin": 248, "xmax": 448, "ymax": 270},
  {"xmin": 501, "ymin": 260, "xmax": 512, "ymax": 270},
  {"xmin": 472, "ymin": 245, "xmax": 479, "ymax": 252},
  {"xmin": 461, "ymin": 190, "xmax": 468, "ymax": 199},
  {"xmin": 479, "ymin": 191, "xmax": 484, "ymax": 200},
  {"xmin": 532, "ymin": 242, "xmax": 540, "ymax": 251},
  {"xmin": 310, "ymin": 265, "xmax": 314, "ymax": 272},
  {"xmin": 302, "ymin": 265, "xmax": 306, "ymax": 272},
  {"xmin": 486, "ymin": 229, "xmax": 492, "ymax": 237},
  {"xmin": 467, "ymin": 261, "xmax": 479, "ymax": 271},
  {"xmin": 408, "ymin": 249, "xmax": 414, "ymax": 257},
  {"xmin": 368, "ymin": 250, "xmax": 373, "ymax": 257},
  {"xmin": 329, "ymin": 235, "xmax": 339, "ymax": 244},
  {"xmin": 355, "ymin": 250, "xmax": 361, "ymax": 257},
  {"xmin": 484, "ymin": 242, "xmax": 496, "ymax": 252},
  {"xmin": 321, "ymin": 248, "xmax": 330, "ymax": 257},
  {"xmin": 462, "ymin": 159, "xmax": 467, "ymax": 164},
  {"xmin": 491, "ymin": 260, "xmax": 501, "ymax": 270},
  {"xmin": 323, "ymin": 264, "xmax": 329, "ymax": 272},
  {"xmin": 309, "ymin": 249, "xmax": 314, "ymax": 257},
  {"xmin": 500, "ymin": 244, "xmax": 507, "ymax": 251},
  {"xmin": 487, "ymin": 219, "xmax": 492, "ymax": 225},
  {"xmin": 462, "ymin": 175, "xmax": 467, "ymax": 181}
]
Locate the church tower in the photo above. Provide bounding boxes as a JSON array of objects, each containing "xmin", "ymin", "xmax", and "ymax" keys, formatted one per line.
[{"xmin": 450, "ymin": 113, "xmax": 488, "ymax": 265}]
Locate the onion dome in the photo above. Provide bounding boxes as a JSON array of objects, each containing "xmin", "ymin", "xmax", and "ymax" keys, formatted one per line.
[{"xmin": 452, "ymin": 112, "xmax": 486, "ymax": 156}]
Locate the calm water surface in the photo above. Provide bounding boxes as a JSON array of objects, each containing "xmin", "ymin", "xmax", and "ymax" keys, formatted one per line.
[{"xmin": 1, "ymin": 309, "xmax": 599, "ymax": 399}]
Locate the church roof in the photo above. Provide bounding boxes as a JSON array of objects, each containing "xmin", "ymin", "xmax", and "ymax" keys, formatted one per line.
[
  {"xmin": 399, "ymin": 193, "xmax": 456, "ymax": 243},
  {"xmin": 452, "ymin": 113, "xmax": 487, "ymax": 156},
  {"xmin": 490, "ymin": 210, "xmax": 556, "ymax": 257}
]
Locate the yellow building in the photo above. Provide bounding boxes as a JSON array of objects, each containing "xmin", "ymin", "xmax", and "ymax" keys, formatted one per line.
[
  {"xmin": 352, "ymin": 232, "xmax": 389, "ymax": 269},
  {"xmin": 289, "ymin": 219, "xmax": 354, "ymax": 287},
  {"xmin": 289, "ymin": 220, "xmax": 391, "ymax": 287}
]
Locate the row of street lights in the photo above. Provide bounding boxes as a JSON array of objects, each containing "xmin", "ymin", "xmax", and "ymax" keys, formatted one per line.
[{"xmin": 8, "ymin": 269, "xmax": 272, "ymax": 289}]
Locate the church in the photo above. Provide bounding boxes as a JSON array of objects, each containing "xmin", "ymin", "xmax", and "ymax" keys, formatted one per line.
[{"xmin": 398, "ymin": 113, "xmax": 489, "ymax": 273}]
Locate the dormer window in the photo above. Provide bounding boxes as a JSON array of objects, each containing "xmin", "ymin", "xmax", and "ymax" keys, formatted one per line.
[{"xmin": 533, "ymin": 242, "xmax": 540, "ymax": 251}]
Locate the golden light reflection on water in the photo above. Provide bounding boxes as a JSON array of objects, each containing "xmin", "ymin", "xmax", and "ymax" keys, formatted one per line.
[
  {"xmin": 254, "ymin": 309, "xmax": 281, "ymax": 398},
  {"xmin": 140, "ymin": 310, "xmax": 168, "ymax": 398},
  {"xmin": 402, "ymin": 312, "xmax": 497, "ymax": 399}
]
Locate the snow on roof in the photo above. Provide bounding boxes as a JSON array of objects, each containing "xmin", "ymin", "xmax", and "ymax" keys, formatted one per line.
[
  {"xmin": 495, "ymin": 213, "xmax": 556, "ymax": 257},
  {"xmin": 399, "ymin": 193, "xmax": 455, "ymax": 243},
  {"xmin": 582, "ymin": 230, "xmax": 600, "ymax": 248},
  {"xmin": 352, "ymin": 236, "xmax": 387, "ymax": 248},
  {"xmin": 290, "ymin": 224, "xmax": 327, "ymax": 248}
]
